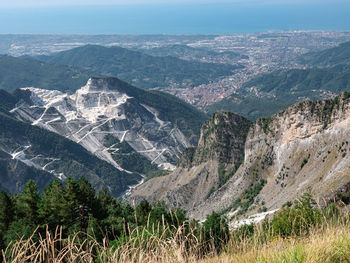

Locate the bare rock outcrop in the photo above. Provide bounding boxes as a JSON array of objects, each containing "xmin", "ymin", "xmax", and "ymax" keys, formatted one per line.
[{"xmin": 130, "ymin": 93, "xmax": 350, "ymax": 221}]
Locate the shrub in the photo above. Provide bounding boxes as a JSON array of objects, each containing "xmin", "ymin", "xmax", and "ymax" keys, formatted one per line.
[
  {"xmin": 268, "ymin": 190, "xmax": 322, "ymax": 237},
  {"xmin": 201, "ymin": 212, "xmax": 229, "ymax": 253}
]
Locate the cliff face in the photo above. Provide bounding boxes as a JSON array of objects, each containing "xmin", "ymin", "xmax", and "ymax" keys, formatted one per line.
[
  {"xmin": 129, "ymin": 111, "xmax": 252, "ymax": 211},
  {"xmin": 192, "ymin": 111, "xmax": 252, "ymax": 166},
  {"xmin": 130, "ymin": 93, "xmax": 350, "ymax": 220}
]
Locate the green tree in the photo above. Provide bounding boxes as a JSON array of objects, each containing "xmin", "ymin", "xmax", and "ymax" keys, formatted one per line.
[
  {"xmin": 96, "ymin": 188, "xmax": 113, "ymax": 221},
  {"xmin": 17, "ymin": 180, "xmax": 40, "ymax": 225},
  {"xmin": 78, "ymin": 177, "xmax": 96, "ymax": 210},
  {"xmin": 0, "ymin": 191, "xmax": 14, "ymax": 249},
  {"xmin": 269, "ymin": 190, "xmax": 322, "ymax": 237},
  {"xmin": 64, "ymin": 178, "xmax": 81, "ymax": 228},
  {"xmin": 136, "ymin": 200, "xmax": 151, "ymax": 225},
  {"xmin": 38, "ymin": 179, "xmax": 68, "ymax": 231},
  {"xmin": 202, "ymin": 212, "xmax": 229, "ymax": 253}
]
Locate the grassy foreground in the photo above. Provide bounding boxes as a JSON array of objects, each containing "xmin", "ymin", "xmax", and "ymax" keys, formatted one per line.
[
  {"xmin": 2, "ymin": 190, "xmax": 350, "ymax": 263},
  {"xmin": 206, "ymin": 223, "xmax": 350, "ymax": 263},
  {"xmin": 2, "ymin": 217, "xmax": 350, "ymax": 262}
]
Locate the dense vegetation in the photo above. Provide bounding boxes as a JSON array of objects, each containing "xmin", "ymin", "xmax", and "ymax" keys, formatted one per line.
[
  {"xmin": 36, "ymin": 45, "xmax": 240, "ymax": 90},
  {"xmin": 139, "ymin": 44, "xmax": 248, "ymax": 63},
  {"xmin": 0, "ymin": 179, "xmax": 230, "ymax": 260},
  {"xmin": 0, "ymin": 55, "xmax": 93, "ymax": 93},
  {"xmin": 298, "ymin": 41, "xmax": 350, "ymax": 67},
  {"xmin": 207, "ymin": 192, "xmax": 350, "ymax": 263},
  {"xmin": 241, "ymin": 64, "xmax": 350, "ymax": 99},
  {"xmin": 1, "ymin": 186, "xmax": 348, "ymax": 262},
  {"xmin": 205, "ymin": 93, "xmax": 291, "ymax": 120}
]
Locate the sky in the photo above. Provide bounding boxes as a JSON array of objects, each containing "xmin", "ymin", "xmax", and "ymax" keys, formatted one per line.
[
  {"xmin": 0, "ymin": 0, "xmax": 349, "ymax": 34},
  {"xmin": 0, "ymin": 0, "xmax": 349, "ymax": 8}
]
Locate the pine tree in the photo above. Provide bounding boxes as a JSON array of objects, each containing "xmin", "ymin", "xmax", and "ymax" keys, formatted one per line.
[
  {"xmin": 17, "ymin": 180, "xmax": 40, "ymax": 225},
  {"xmin": 202, "ymin": 212, "xmax": 229, "ymax": 253},
  {"xmin": 38, "ymin": 179, "xmax": 68, "ymax": 231},
  {"xmin": 0, "ymin": 191, "xmax": 14, "ymax": 249}
]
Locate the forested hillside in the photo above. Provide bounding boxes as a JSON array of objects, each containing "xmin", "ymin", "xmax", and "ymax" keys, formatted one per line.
[
  {"xmin": 0, "ymin": 55, "xmax": 92, "ymax": 92},
  {"xmin": 36, "ymin": 45, "xmax": 241, "ymax": 90},
  {"xmin": 298, "ymin": 40, "xmax": 350, "ymax": 67}
]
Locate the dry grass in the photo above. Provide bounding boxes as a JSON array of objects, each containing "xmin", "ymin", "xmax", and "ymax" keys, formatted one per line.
[
  {"xmin": 2, "ymin": 217, "xmax": 350, "ymax": 263},
  {"xmin": 1, "ymin": 223, "xmax": 216, "ymax": 263},
  {"xmin": 206, "ymin": 220, "xmax": 350, "ymax": 263}
]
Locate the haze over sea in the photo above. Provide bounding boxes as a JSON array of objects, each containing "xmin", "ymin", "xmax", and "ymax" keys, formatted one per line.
[{"xmin": 0, "ymin": 1, "xmax": 349, "ymax": 34}]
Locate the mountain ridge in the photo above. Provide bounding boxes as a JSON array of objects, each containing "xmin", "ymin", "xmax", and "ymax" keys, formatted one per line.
[
  {"xmin": 130, "ymin": 92, "xmax": 350, "ymax": 220},
  {"xmin": 0, "ymin": 54, "xmax": 93, "ymax": 93},
  {"xmin": 35, "ymin": 44, "xmax": 241, "ymax": 90}
]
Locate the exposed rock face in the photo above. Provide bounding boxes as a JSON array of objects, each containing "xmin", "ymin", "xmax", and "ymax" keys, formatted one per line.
[
  {"xmin": 189, "ymin": 111, "xmax": 252, "ymax": 166},
  {"xmin": 129, "ymin": 111, "xmax": 252, "ymax": 212},
  {"xmin": 130, "ymin": 93, "xmax": 350, "ymax": 220},
  {"xmin": 11, "ymin": 78, "xmax": 191, "ymax": 173}
]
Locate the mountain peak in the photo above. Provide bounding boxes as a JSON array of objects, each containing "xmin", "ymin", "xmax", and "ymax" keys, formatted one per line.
[{"xmin": 84, "ymin": 77, "xmax": 126, "ymax": 92}]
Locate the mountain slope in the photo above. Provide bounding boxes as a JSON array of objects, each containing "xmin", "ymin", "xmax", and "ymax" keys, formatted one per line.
[
  {"xmin": 0, "ymin": 90, "xmax": 140, "ymax": 196},
  {"xmin": 138, "ymin": 44, "xmax": 248, "ymax": 64},
  {"xmin": 129, "ymin": 111, "xmax": 252, "ymax": 211},
  {"xmin": 131, "ymin": 93, "xmax": 350, "ymax": 220},
  {"xmin": 298, "ymin": 41, "xmax": 350, "ymax": 67},
  {"xmin": 9, "ymin": 78, "xmax": 193, "ymax": 174},
  {"xmin": 205, "ymin": 93, "xmax": 290, "ymax": 121},
  {"xmin": 206, "ymin": 43, "xmax": 350, "ymax": 120},
  {"xmin": 0, "ymin": 55, "xmax": 207, "ymax": 141},
  {"xmin": 0, "ymin": 55, "xmax": 92, "ymax": 93},
  {"xmin": 36, "ymin": 45, "xmax": 241, "ymax": 90},
  {"xmin": 83, "ymin": 77, "xmax": 208, "ymax": 143}
]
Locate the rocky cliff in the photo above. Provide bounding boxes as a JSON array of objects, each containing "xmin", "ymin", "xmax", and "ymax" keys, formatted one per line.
[
  {"xmin": 129, "ymin": 111, "xmax": 252, "ymax": 211},
  {"xmin": 130, "ymin": 93, "xmax": 350, "ymax": 220}
]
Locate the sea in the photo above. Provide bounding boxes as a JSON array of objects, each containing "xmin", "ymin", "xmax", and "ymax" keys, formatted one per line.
[{"xmin": 0, "ymin": 2, "xmax": 349, "ymax": 34}]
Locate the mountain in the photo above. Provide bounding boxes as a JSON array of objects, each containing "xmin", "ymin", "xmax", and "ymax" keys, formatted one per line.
[
  {"xmin": 138, "ymin": 44, "xmax": 248, "ymax": 64},
  {"xmin": 35, "ymin": 45, "xmax": 241, "ymax": 90},
  {"xmin": 129, "ymin": 111, "xmax": 252, "ymax": 213},
  {"xmin": 130, "ymin": 93, "xmax": 350, "ymax": 221},
  {"xmin": 206, "ymin": 41, "xmax": 350, "ymax": 120},
  {"xmin": 0, "ymin": 55, "xmax": 207, "ymax": 141},
  {"xmin": 0, "ymin": 89, "xmax": 140, "ymax": 196},
  {"xmin": 10, "ymin": 77, "xmax": 193, "ymax": 173},
  {"xmin": 298, "ymin": 41, "xmax": 350, "ymax": 67},
  {"xmin": 0, "ymin": 55, "xmax": 92, "ymax": 93},
  {"xmin": 0, "ymin": 76, "xmax": 208, "ymax": 196}
]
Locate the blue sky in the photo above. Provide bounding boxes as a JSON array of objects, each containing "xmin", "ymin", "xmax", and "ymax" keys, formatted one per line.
[
  {"xmin": 0, "ymin": 0, "xmax": 349, "ymax": 34},
  {"xmin": 0, "ymin": 0, "xmax": 348, "ymax": 8}
]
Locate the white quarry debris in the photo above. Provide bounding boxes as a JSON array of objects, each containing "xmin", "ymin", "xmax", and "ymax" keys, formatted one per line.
[
  {"xmin": 123, "ymin": 175, "xmax": 146, "ymax": 198},
  {"xmin": 12, "ymin": 78, "xmax": 190, "ymax": 174},
  {"xmin": 5, "ymin": 144, "xmax": 66, "ymax": 180},
  {"xmin": 230, "ymin": 209, "xmax": 279, "ymax": 229}
]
